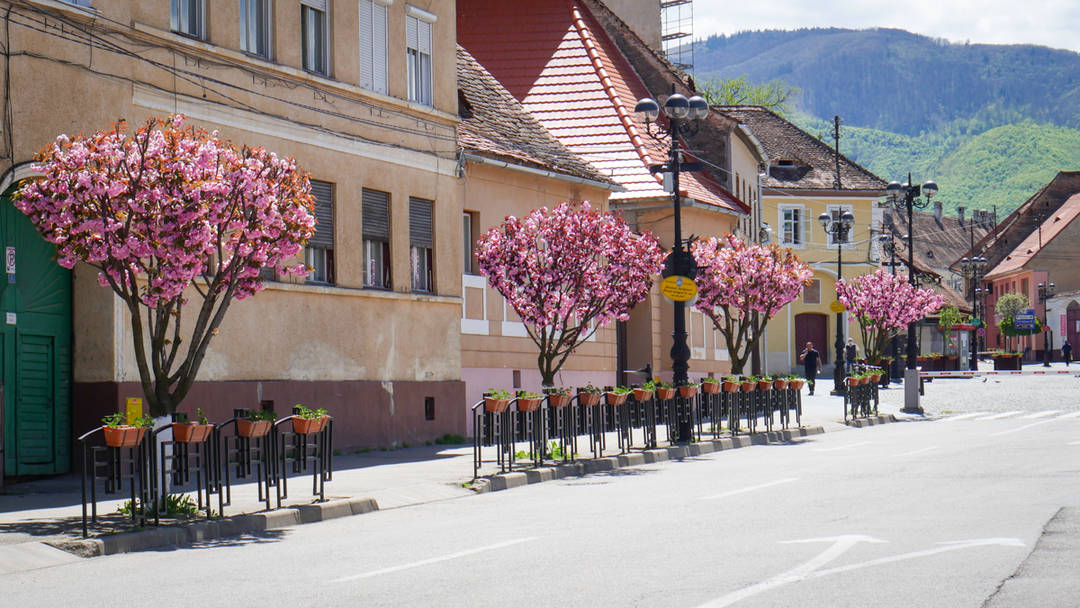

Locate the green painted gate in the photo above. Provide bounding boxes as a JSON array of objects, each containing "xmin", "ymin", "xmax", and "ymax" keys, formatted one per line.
[{"xmin": 1, "ymin": 191, "xmax": 72, "ymax": 476}]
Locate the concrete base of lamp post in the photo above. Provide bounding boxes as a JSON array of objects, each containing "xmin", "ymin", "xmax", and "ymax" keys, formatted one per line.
[{"xmin": 902, "ymin": 368, "xmax": 924, "ymax": 414}]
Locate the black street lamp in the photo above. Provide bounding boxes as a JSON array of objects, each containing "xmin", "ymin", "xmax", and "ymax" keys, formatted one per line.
[
  {"xmin": 883, "ymin": 174, "xmax": 938, "ymax": 414},
  {"xmin": 960, "ymin": 256, "xmax": 987, "ymax": 371},
  {"xmin": 819, "ymin": 209, "xmax": 855, "ymax": 396},
  {"xmin": 878, "ymin": 233, "xmax": 903, "ymax": 381},
  {"xmin": 1038, "ymin": 280, "xmax": 1056, "ymax": 367},
  {"xmin": 635, "ymin": 86, "xmax": 708, "ymax": 441}
]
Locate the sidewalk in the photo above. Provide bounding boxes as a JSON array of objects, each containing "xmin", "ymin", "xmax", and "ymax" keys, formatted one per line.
[{"xmin": 0, "ymin": 388, "xmax": 902, "ymax": 573}]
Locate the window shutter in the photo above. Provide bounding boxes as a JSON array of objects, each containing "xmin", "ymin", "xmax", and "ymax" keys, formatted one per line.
[
  {"xmin": 409, "ymin": 197, "xmax": 433, "ymax": 248},
  {"xmin": 363, "ymin": 188, "xmax": 390, "ymax": 240},
  {"xmin": 359, "ymin": 0, "xmax": 374, "ymax": 90},
  {"xmin": 418, "ymin": 19, "xmax": 432, "ymax": 55},
  {"xmin": 373, "ymin": 1, "xmax": 388, "ymax": 93},
  {"xmin": 801, "ymin": 208, "xmax": 810, "ymax": 245},
  {"xmin": 406, "ymin": 15, "xmax": 418, "ymax": 50},
  {"xmin": 308, "ymin": 180, "xmax": 334, "ymax": 248},
  {"xmin": 300, "ymin": 0, "xmax": 326, "ymax": 10}
]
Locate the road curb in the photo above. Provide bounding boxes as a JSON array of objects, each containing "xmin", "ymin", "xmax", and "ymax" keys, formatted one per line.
[
  {"xmin": 45, "ymin": 496, "xmax": 379, "ymax": 558},
  {"xmin": 476, "ymin": 426, "xmax": 826, "ymax": 494},
  {"xmin": 845, "ymin": 414, "xmax": 898, "ymax": 428}
]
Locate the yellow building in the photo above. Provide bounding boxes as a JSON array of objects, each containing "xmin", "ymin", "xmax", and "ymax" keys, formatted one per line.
[{"xmin": 718, "ymin": 107, "xmax": 887, "ymax": 375}]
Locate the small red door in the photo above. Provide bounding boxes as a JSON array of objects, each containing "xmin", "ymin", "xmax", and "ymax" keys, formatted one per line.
[{"xmin": 795, "ymin": 313, "xmax": 828, "ymax": 365}]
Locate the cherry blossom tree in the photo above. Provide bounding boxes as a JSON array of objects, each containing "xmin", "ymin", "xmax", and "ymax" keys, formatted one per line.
[
  {"xmin": 476, "ymin": 202, "xmax": 664, "ymax": 386},
  {"xmin": 835, "ymin": 269, "xmax": 945, "ymax": 363},
  {"xmin": 14, "ymin": 116, "xmax": 316, "ymax": 416},
  {"xmin": 692, "ymin": 235, "xmax": 813, "ymax": 375}
]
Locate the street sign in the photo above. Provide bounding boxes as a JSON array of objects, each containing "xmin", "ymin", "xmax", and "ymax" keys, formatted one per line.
[
  {"xmin": 953, "ymin": 323, "xmax": 976, "ymax": 331},
  {"xmin": 977, "ymin": 327, "xmax": 986, "ymax": 336},
  {"xmin": 829, "ymin": 300, "xmax": 846, "ymax": 313},
  {"xmin": 660, "ymin": 275, "xmax": 697, "ymax": 302},
  {"xmin": 1014, "ymin": 309, "xmax": 1037, "ymax": 330}
]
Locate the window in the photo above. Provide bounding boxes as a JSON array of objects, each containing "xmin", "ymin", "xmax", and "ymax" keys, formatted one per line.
[
  {"xmin": 363, "ymin": 188, "xmax": 391, "ymax": 288},
  {"xmin": 803, "ymin": 279, "xmax": 821, "ymax": 304},
  {"xmin": 359, "ymin": 0, "xmax": 389, "ymax": 94},
  {"xmin": 826, "ymin": 204, "xmax": 855, "ymax": 245},
  {"xmin": 171, "ymin": 0, "xmax": 205, "ymax": 39},
  {"xmin": 241, "ymin": 0, "xmax": 272, "ymax": 58},
  {"xmin": 410, "ymin": 197, "xmax": 434, "ymax": 292},
  {"xmin": 779, "ymin": 204, "xmax": 808, "ymax": 247},
  {"xmin": 406, "ymin": 7, "xmax": 434, "ymax": 106},
  {"xmin": 463, "ymin": 211, "xmax": 478, "ymax": 274},
  {"xmin": 306, "ymin": 180, "xmax": 335, "ymax": 284},
  {"xmin": 301, "ymin": 0, "xmax": 329, "ymax": 75}
]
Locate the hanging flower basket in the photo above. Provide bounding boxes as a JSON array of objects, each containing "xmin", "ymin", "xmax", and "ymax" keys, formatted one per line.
[
  {"xmin": 740, "ymin": 381, "xmax": 756, "ymax": 392},
  {"xmin": 757, "ymin": 379, "xmax": 774, "ymax": 391},
  {"xmin": 578, "ymin": 392, "xmax": 602, "ymax": 407},
  {"xmin": 605, "ymin": 392, "xmax": 628, "ymax": 406},
  {"xmin": 859, "ymin": 375, "xmax": 870, "ymax": 385},
  {"xmin": 678, "ymin": 384, "xmax": 699, "ymax": 398},
  {"xmin": 517, "ymin": 397, "xmax": 544, "ymax": 412},
  {"xmin": 655, "ymin": 387, "xmax": 676, "ymax": 401},
  {"xmin": 789, "ymin": 379, "xmax": 806, "ymax": 391},
  {"xmin": 722, "ymin": 380, "xmax": 740, "ymax": 393},
  {"xmin": 632, "ymin": 388, "xmax": 654, "ymax": 402},
  {"xmin": 237, "ymin": 419, "xmax": 272, "ymax": 438},
  {"xmin": 773, "ymin": 378, "xmax": 788, "ymax": 390},
  {"xmin": 846, "ymin": 376, "xmax": 861, "ymax": 387},
  {"xmin": 483, "ymin": 397, "xmax": 511, "ymax": 413},
  {"xmin": 292, "ymin": 416, "xmax": 329, "ymax": 435},
  {"xmin": 103, "ymin": 426, "xmax": 146, "ymax": 448},
  {"xmin": 702, "ymin": 381, "xmax": 721, "ymax": 394},
  {"xmin": 547, "ymin": 393, "xmax": 572, "ymax": 408},
  {"xmin": 172, "ymin": 422, "xmax": 213, "ymax": 444}
]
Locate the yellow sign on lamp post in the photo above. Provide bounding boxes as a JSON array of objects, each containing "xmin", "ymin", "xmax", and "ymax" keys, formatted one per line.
[
  {"xmin": 829, "ymin": 300, "xmax": 846, "ymax": 314},
  {"xmin": 660, "ymin": 275, "xmax": 698, "ymax": 302}
]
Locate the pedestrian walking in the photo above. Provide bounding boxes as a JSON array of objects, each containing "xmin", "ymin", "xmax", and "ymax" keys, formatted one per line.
[
  {"xmin": 1063, "ymin": 340, "xmax": 1072, "ymax": 366},
  {"xmin": 844, "ymin": 338, "xmax": 859, "ymax": 375},
  {"xmin": 799, "ymin": 341, "xmax": 821, "ymax": 395}
]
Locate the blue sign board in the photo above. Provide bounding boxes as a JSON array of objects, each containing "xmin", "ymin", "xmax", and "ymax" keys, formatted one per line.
[{"xmin": 1014, "ymin": 309, "xmax": 1037, "ymax": 330}]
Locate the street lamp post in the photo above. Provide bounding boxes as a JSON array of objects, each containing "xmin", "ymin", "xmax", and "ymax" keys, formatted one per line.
[
  {"xmin": 819, "ymin": 209, "xmax": 855, "ymax": 396},
  {"xmin": 1038, "ymin": 281, "xmax": 1056, "ymax": 367},
  {"xmin": 883, "ymin": 174, "xmax": 938, "ymax": 414},
  {"xmin": 879, "ymin": 234, "xmax": 903, "ymax": 381},
  {"xmin": 960, "ymin": 256, "xmax": 987, "ymax": 371},
  {"xmin": 634, "ymin": 86, "xmax": 709, "ymax": 442}
]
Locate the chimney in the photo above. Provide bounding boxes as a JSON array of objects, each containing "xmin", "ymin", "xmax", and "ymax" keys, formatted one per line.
[
  {"xmin": 977, "ymin": 208, "xmax": 988, "ymax": 227},
  {"xmin": 933, "ymin": 201, "xmax": 943, "ymax": 223},
  {"xmin": 956, "ymin": 205, "xmax": 966, "ymax": 226}
]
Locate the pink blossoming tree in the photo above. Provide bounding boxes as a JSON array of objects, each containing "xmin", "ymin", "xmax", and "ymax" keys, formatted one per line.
[
  {"xmin": 14, "ymin": 116, "xmax": 316, "ymax": 416},
  {"xmin": 476, "ymin": 202, "xmax": 664, "ymax": 386},
  {"xmin": 835, "ymin": 269, "xmax": 945, "ymax": 363},
  {"xmin": 692, "ymin": 235, "xmax": 813, "ymax": 375}
]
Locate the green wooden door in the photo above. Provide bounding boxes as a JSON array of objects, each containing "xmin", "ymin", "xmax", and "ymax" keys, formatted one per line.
[{"xmin": 1, "ymin": 191, "xmax": 72, "ymax": 476}]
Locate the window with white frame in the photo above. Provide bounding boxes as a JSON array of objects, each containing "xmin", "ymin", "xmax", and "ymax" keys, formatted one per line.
[
  {"xmin": 301, "ymin": 0, "xmax": 329, "ymax": 75},
  {"xmin": 171, "ymin": 0, "xmax": 205, "ymax": 39},
  {"xmin": 241, "ymin": 0, "xmax": 272, "ymax": 58},
  {"xmin": 410, "ymin": 197, "xmax": 434, "ymax": 292},
  {"xmin": 462, "ymin": 211, "xmax": 479, "ymax": 275},
  {"xmin": 306, "ymin": 180, "xmax": 335, "ymax": 284},
  {"xmin": 779, "ymin": 204, "xmax": 808, "ymax": 247},
  {"xmin": 359, "ymin": 0, "xmax": 389, "ymax": 94},
  {"xmin": 363, "ymin": 188, "xmax": 392, "ymax": 289},
  {"xmin": 406, "ymin": 6, "xmax": 435, "ymax": 106},
  {"xmin": 826, "ymin": 204, "xmax": 855, "ymax": 245}
]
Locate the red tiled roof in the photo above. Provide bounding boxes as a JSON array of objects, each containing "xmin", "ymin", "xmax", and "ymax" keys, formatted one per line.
[
  {"xmin": 986, "ymin": 193, "xmax": 1080, "ymax": 277},
  {"xmin": 457, "ymin": 0, "xmax": 744, "ymax": 213}
]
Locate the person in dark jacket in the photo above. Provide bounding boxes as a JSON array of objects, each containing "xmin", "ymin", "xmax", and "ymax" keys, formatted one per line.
[
  {"xmin": 799, "ymin": 341, "xmax": 821, "ymax": 395},
  {"xmin": 844, "ymin": 338, "xmax": 859, "ymax": 374},
  {"xmin": 1063, "ymin": 340, "xmax": 1073, "ymax": 366}
]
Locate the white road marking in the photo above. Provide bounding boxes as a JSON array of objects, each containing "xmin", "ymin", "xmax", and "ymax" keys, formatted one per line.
[
  {"xmin": 331, "ymin": 537, "xmax": 537, "ymax": 582},
  {"xmin": 1069, "ymin": 441, "xmax": 1080, "ymax": 446},
  {"xmin": 701, "ymin": 477, "xmax": 798, "ymax": 500},
  {"xmin": 989, "ymin": 419, "xmax": 1058, "ymax": 437},
  {"xmin": 973, "ymin": 410, "xmax": 1024, "ymax": 421},
  {"xmin": 814, "ymin": 441, "xmax": 870, "ymax": 452},
  {"xmin": 940, "ymin": 412, "xmax": 988, "ymax": 422},
  {"xmin": 1055, "ymin": 411, "xmax": 1080, "ymax": 420},
  {"xmin": 895, "ymin": 446, "xmax": 938, "ymax": 458},
  {"xmin": 697, "ymin": 537, "xmax": 1022, "ymax": 608},
  {"xmin": 1021, "ymin": 410, "xmax": 1061, "ymax": 419}
]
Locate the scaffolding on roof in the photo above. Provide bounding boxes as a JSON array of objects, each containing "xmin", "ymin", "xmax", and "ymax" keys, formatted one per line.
[{"xmin": 661, "ymin": 0, "xmax": 693, "ymax": 72}]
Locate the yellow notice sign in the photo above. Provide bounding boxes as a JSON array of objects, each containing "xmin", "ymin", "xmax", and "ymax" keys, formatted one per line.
[
  {"xmin": 125, "ymin": 397, "xmax": 143, "ymax": 425},
  {"xmin": 660, "ymin": 275, "xmax": 698, "ymax": 302},
  {"xmin": 829, "ymin": 300, "xmax": 846, "ymax": 313}
]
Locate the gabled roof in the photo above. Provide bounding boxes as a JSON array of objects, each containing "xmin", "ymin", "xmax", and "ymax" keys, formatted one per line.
[
  {"xmin": 457, "ymin": 0, "xmax": 745, "ymax": 214},
  {"xmin": 884, "ymin": 208, "xmax": 992, "ymax": 276},
  {"xmin": 456, "ymin": 46, "xmax": 614, "ymax": 187},
  {"xmin": 717, "ymin": 106, "xmax": 886, "ymax": 192},
  {"xmin": 985, "ymin": 193, "xmax": 1080, "ymax": 278}
]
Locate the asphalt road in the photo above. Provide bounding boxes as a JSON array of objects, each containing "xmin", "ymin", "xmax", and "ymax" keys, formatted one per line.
[{"xmin": 4, "ymin": 381, "xmax": 1079, "ymax": 607}]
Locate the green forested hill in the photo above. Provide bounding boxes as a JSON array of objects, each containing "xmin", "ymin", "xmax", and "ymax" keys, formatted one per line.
[{"xmin": 697, "ymin": 28, "xmax": 1080, "ymax": 215}]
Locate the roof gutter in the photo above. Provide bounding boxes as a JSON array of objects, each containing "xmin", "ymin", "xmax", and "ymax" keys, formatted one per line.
[
  {"xmin": 609, "ymin": 198, "xmax": 749, "ymax": 217},
  {"xmin": 460, "ymin": 152, "xmax": 626, "ymax": 193}
]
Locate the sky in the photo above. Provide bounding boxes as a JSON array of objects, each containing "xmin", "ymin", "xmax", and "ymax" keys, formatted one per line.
[{"xmin": 691, "ymin": 0, "xmax": 1080, "ymax": 54}]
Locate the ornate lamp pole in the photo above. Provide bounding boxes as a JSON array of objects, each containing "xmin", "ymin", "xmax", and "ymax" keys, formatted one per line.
[
  {"xmin": 878, "ymin": 233, "xmax": 903, "ymax": 381},
  {"xmin": 634, "ymin": 86, "xmax": 708, "ymax": 441},
  {"xmin": 819, "ymin": 209, "xmax": 855, "ymax": 395},
  {"xmin": 883, "ymin": 174, "xmax": 938, "ymax": 414},
  {"xmin": 960, "ymin": 256, "xmax": 987, "ymax": 371},
  {"xmin": 1038, "ymin": 280, "xmax": 1056, "ymax": 366}
]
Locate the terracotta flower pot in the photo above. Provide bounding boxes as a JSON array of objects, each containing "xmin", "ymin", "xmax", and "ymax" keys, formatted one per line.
[
  {"xmin": 483, "ymin": 398, "xmax": 510, "ymax": 413},
  {"xmin": 846, "ymin": 376, "xmax": 860, "ymax": 387},
  {"xmin": 578, "ymin": 392, "xmax": 601, "ymax": 407},
  {"xmin": 773, "ymin": 378, "xmax": 788, "ymax": 390},
  {"xmin": 237, "ymin": 419, "xmax": 271, "ymax": 438},
  {"xmin": 172, "ymin": 422, "xmax": 213, "ymax": 444},
  {"xmin": 605, "ymin": 392, "xmax": 628, "ymax": 406},
  {"xmin": 740, "ymin": 381, "xmax": 756, "ymax": 392},
  {"xmin": 292, "ymin": 416, "xmax": 329, "ymax": 434},
  {"xmin": 632, "ymin": 388, "xmax": 654, "ymax": 402},
  {"xmin": 678, "ymin": 385, "xmax": 699, "ymax": 398},
  {"xmin": 859, "ymin": 376, "xmax": 870, "ymax": 385},
  {"xmin": 757, "ymin": 380, "xmax": 773, "ymax": 391},
  {"xmin": 655, "ymin": 387, "xmax": 676, "ymax": 400},
  {"xmin": 722, "ymin": 381, "xmax": 740, "ymax": 393},
  {"xmin": 547, "ymin": 393, "xmax": 572, "ymax": 408},
  {"xmin": 517, "ymin": 397, "xmax": 543, "ymax": 412},
  {"xmin": 702, "ymin": 381, "xmax": 721, "ymax": 394},
  {"xmin": 789, "ymin": 379, "xmax": 806, "ymax": 390},
  {"xmin": 103, "ymin": 426, "xmax": 146, "ymax": 448}
]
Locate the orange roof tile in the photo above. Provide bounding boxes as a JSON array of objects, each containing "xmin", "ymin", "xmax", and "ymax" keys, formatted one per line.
[{"xmin": 985, "ymin": 193, "xmax": 1080, "ymax": 277}]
